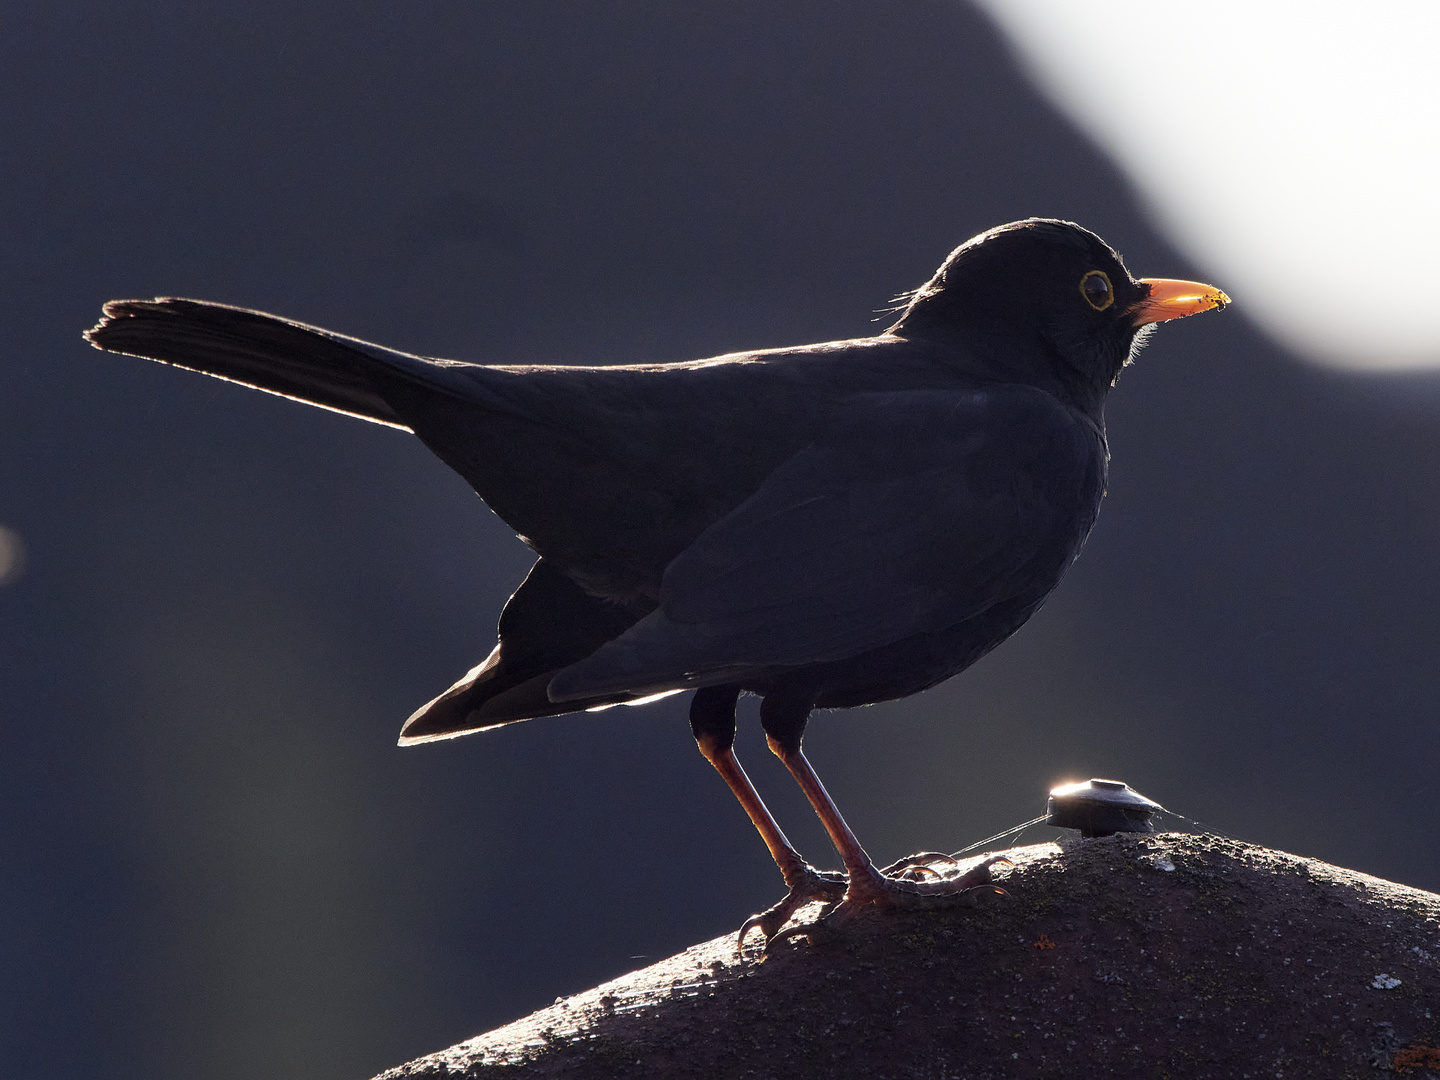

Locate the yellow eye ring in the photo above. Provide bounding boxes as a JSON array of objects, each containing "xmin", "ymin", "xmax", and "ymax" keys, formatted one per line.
[{"xmin": 1080, "ymin": 270, "xmax": 1114, "ymax": 312}]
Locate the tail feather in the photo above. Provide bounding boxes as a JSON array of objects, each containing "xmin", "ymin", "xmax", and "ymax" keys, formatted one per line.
[
  {"xmin": 86, "ymin": 298, "xmax": 408, "ymax": 429},
  {"xmin": 87, "ymin": 299, "xmax": 683, "ymax": 742}
]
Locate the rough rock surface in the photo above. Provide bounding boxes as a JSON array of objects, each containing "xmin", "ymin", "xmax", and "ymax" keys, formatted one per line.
[{"xmin": 375, "ymin": 834, "xmax": 1440, "ymax": 1078}]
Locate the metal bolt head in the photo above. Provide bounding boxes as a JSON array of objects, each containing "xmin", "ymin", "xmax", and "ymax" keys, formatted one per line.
[{"xmin": 1045, "ymin": 778, "xmax": 1162, "ymax": 837}]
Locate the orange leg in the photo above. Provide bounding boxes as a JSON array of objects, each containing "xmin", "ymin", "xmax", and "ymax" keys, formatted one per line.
[
  {"xmin": 764, "ymin": 735, "xmax": 889, "ymax": 900},
  {"xmin": 696, "ymin": 736, "xmax": 808, "ymax": 886},
  {"xmin": 690, "ymin": 686, "xmax": 844, "ymax": 944}
]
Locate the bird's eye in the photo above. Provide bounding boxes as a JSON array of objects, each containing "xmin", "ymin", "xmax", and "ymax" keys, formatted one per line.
[{"xmin": 1080, "ymin": 270, "xmax": 1114, "ymax": 312}]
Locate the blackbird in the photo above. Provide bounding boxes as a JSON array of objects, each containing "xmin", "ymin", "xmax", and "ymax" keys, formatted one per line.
[{"xmin": 86, "ymin": 219, "xmax": 1227, "ymax": 943}]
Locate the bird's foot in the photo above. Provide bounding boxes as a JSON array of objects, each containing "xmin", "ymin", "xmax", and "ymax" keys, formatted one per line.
[
  {"xmin": 737, "ymin": 864, "xmax": 847, "ymax": 951},
  {"xmin": 849, "ymin": 851, "xmax": 1009, "ymax": 908},
  {"xmin": 768, "ymin": 853, "xmax": 1010, "ymax": 949}
]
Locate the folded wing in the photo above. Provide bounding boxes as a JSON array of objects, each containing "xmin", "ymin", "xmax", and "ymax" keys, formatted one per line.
[{"xmin": 548, "ymin": 386, "xmax": 1103, "ymax": 699}]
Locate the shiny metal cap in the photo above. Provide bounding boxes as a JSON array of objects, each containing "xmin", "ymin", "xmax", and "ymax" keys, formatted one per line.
[{"xmin": 1045, "ymin": 778, "xmax": 1162, "ymax": 838}]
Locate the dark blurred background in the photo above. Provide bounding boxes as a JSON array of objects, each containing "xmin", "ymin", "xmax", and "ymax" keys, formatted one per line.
[{"xmin": 3, "ymin": 3, "xmax": 1438, "ymax": 1078}]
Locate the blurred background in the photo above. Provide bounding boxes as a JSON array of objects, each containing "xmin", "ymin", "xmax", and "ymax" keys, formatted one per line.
[{"xmin": 3, "ymin": 2, "xmax": 1438, "ymax": 1077}]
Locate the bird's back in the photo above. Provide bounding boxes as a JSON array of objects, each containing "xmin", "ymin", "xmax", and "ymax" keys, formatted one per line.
[{"xmin": 374, "ymin": 335, "xmax": 991, "ymax": 608}]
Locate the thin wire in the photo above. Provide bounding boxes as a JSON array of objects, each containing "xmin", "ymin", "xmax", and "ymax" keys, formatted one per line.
[
  {"xmin": 943, "ymin": 804, "xmax": 1212, "ymax": 862},
  {"xmin": 947, "ymin": 814, "xmax": 1049, "ymax": 859},
  {"xmin": 1156, "ymin": 807, "xmax": 1208, "ymax": 830}
]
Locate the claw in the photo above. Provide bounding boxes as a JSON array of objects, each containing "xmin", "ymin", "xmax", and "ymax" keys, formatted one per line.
[{"xmin": 736, "ymin": 864, "xmax": 846, "ymax": 952}]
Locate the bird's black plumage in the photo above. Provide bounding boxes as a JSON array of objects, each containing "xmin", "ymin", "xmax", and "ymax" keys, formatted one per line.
[{"xmin": 87, "ymin": 218, "xmax": 1227, "ymax": 936}]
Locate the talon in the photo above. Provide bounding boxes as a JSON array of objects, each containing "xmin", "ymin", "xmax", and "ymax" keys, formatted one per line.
[
  {"xmin": 737, "ymin": 912, "xmax": 772, "ymax": 950},
  {"xmin": 736, "ymin": 864, "xmax": 846, "ymax": 952}
]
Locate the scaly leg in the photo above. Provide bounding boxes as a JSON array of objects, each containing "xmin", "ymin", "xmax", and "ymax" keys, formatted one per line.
[{"xmin": 689, "ymin": 686, "xmax": 845, "ymax": 946}]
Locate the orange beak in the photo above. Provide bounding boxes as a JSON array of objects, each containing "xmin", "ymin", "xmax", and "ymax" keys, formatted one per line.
[{"xmin": 1130, "ymin": 278, "xmax": 1231, "ymax": 325}]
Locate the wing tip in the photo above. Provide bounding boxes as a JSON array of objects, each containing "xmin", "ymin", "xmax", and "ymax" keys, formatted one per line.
[{"xmin": 397, "ymin": 716, "xmax": 512, "ymax": 746}]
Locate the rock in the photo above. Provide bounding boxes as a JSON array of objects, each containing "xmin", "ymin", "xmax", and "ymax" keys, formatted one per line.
[{"xmin": 375, "ymin": 834, "xmax": 1440, "ymax": 1078}]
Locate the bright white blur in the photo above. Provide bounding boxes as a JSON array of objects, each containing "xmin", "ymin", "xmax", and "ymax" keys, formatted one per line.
[{"xmin": 976, "ymin": 1, "xmax": 1440, "ymax": 370}]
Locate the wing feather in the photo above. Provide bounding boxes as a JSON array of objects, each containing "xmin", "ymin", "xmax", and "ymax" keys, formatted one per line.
[{"xmin": 548, "ymin": 386, "xmax": 1102, "ymax": 700}]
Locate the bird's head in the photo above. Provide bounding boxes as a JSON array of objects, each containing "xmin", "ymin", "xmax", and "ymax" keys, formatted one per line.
[{"xmin": 891, "ymin": 218, "xmax": 1228, "ymax": 409}]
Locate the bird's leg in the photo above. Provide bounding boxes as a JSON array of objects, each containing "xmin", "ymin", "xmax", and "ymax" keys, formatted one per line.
[
  {"xmin": 757, "ymin": 692, "xmax": 888, "ymax": 897},
  {"xmin": 759, "ymin": 693, "xmax": 1003, "ymax": 927},
  {"xmin": 689, "ymin": 686, "xmax": 845, "ymax": 945}
]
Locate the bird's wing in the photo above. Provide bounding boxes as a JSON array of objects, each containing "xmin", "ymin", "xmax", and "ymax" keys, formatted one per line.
[
  {"xmin": 396, "ymin": 558, "xmax": 648, "ymax": 744},
  {"xmin": 548, "ymin": 386, "xmax": 1103, "ymax": 700}
]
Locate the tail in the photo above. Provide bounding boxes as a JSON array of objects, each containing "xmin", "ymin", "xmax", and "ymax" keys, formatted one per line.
[
  {"xmin": 89, "ymin": 299, "xmax": 666, "ymax": 740},
  {"xmin": 86, "ymin": 298, "xmax": 409, "ymax": 429}
]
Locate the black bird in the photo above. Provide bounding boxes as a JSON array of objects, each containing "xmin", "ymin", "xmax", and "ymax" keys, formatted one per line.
[{"xmin": 86, "ymin": 219, "xmax": 1227, "ymax": 943}]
